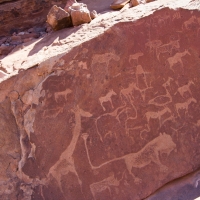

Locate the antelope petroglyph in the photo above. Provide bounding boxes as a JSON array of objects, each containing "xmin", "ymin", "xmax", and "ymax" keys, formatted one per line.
[
  {"xmin": 48, "ymin": 106, "xmax": 92, "ymax": 195},
  {"xmin": 156, "ymin": 40, "xmax": 180, "ymax": 61},
  {"xmin": 182, "ymin": 16, "xmax": 198, "ymax": 30},
  {"xmin": 175, "ymin": 80, "xmax": 194, "ymax": 98},
  {"xmin": 129, "ymin": 52, "xmax": 144, "ymax": 64},
  {"xmin": 167, "ymin": 49, "xmax": 191, "ymax": 71},
  {"xmin": 90, "ymin": 172, "xmax": 124, "ymax": 200},
  {"xmin": 175, "ymin": 97, "xmax": 197, "ymax": 117},
  {"xmin": 99, "ymin": 89, "xmax": 117, "ymax": 111},
  {"xmin": 54, "ymin": 88, "xmax": 72, "ymax": 102},
  {"xmin": 145, "ymin": 107, "xmax": 172, "ymax": 127},
  {"xmin": 82, "ymin": 133, "xmax": 176, "ymax": 184},
  {"xmin": 145, "ymin": 40, "xmax": 162, "ymax": 52},
  {"xmin": 92, "ymin": 53, "xmax": 120, "ymax": 67}
]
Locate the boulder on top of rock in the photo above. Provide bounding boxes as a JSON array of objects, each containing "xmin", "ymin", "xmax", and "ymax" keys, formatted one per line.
[
  {"xmin": 110, "ymin": 0, "xmax": 130, "ymax": 10},
  {"xmin": 64, "ymin": 0, "xmax": 77, "ymax": 12},
  {"xmin": 68, "ymin": 3, "xmax": 92, "ymax": 26},
  {"xmin": 130, "ymin": 0, "xmax": 155, "ymax": 7},
  {"xmin": 90, "ymin": 10, "xmax": 98, "ymax": 20},
  {"xmin": 47, "ymin": 5, "xmax": 72, "ymax": 31}
]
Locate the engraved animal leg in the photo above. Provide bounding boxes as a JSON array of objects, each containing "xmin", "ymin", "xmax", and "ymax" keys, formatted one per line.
[
  {"xmin": 151, "ymin": 152, "xmax": 168, "ymax": 172},
  {"xmin": 95, "ymin": 119, "xmax": 103, "ymax": 142},
  {"xmin": 100, "ymin": 102, "xmax": 106, "ymax": 111},
  {"xmin": 109, "ymin": 99, "xmax": 114, "ymax": 109},
  {"xmin": 125, "ymin": 161, "xmax": 142, "ymax": 184}
]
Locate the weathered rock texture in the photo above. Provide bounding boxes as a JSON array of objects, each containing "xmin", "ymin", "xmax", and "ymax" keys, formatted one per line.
[
  {"xmin": 0, "ymin": 0, "xmax": 200, "ymax": 199},
  {"xmin": 0, "ymin": 0, "xmax": 67, "ymax": 37}
]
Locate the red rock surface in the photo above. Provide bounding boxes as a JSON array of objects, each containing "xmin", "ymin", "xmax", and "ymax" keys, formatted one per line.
[{"xmin": 0, "ymin": 0, "xmax": 200, "ymax": 199}]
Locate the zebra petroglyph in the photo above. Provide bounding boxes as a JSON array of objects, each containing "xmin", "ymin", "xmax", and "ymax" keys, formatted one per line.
[{"xmin": 82, "ymin": 133, "xmax": 176, "ymax": 184}]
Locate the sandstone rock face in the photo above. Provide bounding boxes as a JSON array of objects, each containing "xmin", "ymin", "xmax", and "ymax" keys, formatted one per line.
[
  {"xmin": 47, "ymin": 5, "xmax": 72, "ymax": 31},
  {"xmin": 0, "ymin": 0, "xmax": 200, "ymax": 200},
  {"xmin": 0, "ymin": 0, "xmax": 67, "ymax": 37}
]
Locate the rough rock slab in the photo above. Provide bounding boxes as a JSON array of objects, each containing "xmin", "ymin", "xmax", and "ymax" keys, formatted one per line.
[
  {"xmin": 0, "ymin": 0, "xmax": 67, "ymax": 37},
  {"xmin": 0, "ymin": 0, "xmax": 200, "ymax": 200}
]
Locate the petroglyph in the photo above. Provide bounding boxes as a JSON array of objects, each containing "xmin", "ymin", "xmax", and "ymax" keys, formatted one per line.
[
  {"xmin": 48, "ymin": 106, "xmax": 92, "ymax": 195},
  {"xmin": 156, "ymin": 40, "xmax": 180, "ymax": 60},
  {"xmin": 92, "ymin": 53, "xmax": 120, "ymax": 67},
  {"xmin": 148, "ymin": 88, "xmax": 172, "ymax": 107},
  {"xmin": 167, "ymin": 50, "xmax": 191, "ymax": 71},
  {"xmin": 136, "ymin": 65, "xmax": 149, "ymax": 87},
  {"xmin": 145, "ymin": 40, "xmax": 162, "ymax": 52},
  {"xmin": 95, "ymin": 105, "xmax": 126, "ymax": 141},
  {"xmin": 172, "ymin": 12, "xmax": 181, "ymax": 21},
  {"xmin": 43, "ymin": 107, "xmax": 64, "ymax": 119},
  {"xmin": 54, "ymin": 88, "xmax": 72, "ymax": 103},
  {"xmin": 162, "ymin": 77, "xmax": 174, "ymax": 89},
  {"xmin": 145, "ymin": 107, "xmax": 172, "ymax": 126},
  {"xmin": 99, "ymin": 89, "xmax": 117, "ymax": 111},
  {"xmin": 82, "ymin": 133, "xmax": 176, "ymax": 183},
  {"xmin": 175, "ymin": 80, "xmax": 194, "ymax": 98},
  {"xmin": 120, "ymin": 82, "xmax": 149, "ymax": 103},
  {"xmin": 128, "ymin": 124, "xmax": 151, "ymax": 140},
  {"xmin": 90, "ymin": 173, "xmax": 124, "ymax": 200},
  {"xmin": 129, "ymin": 52, "xmax": 144, "ymax": 64},
  {"xmin": 183, "ymin": 16, "xmax": 198, "ymax": 29},
  {"xmin": 175, "ymin": 97, "xmax": 197, "ymax": 117}
]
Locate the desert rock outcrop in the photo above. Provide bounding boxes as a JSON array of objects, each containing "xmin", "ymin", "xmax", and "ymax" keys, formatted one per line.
[{"xmin": 0, "ymin": 0, "xmax": 200, "ymax": 200}]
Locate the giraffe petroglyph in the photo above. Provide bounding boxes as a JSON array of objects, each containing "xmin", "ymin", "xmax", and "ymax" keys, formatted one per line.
[
  {"xmin": 167, "ymin": 50, "xmax": 191, "ymax": 71},
  {"xmin": 175, "ymin": 97, "xmax": 197, "ymax": 117},
  {"xmin": 99, "ymin": 89, "xmax": 117, "ymax": 111},
  {"xmin": 48, "ymin": 106, "xmax": 92, "ymax": 195},
  {"xmin": 82, "ymin": 133, "xmax": 176, "ymax": 184}
]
